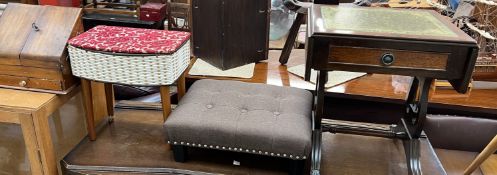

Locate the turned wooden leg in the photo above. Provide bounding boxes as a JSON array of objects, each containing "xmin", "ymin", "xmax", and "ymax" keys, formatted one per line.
[
  {"xmin": 172, "ymin": 145, "xmax": 187, "ymax": 162},
  {"xmin": 177, "ymin": 72, "xmax": 186, "ymax": 102},
  {"xmin": 81, "ymin": 79, "xmax": 97, "ymax": 141},
  {"xmin": 160, "ymin": 86, "xmax": 171, "ymax": 122},
  {"xmin": 464, "ymin": 135, "xmax": 497, "ymax": 175},
  {"xmin": 104, "ymin": 83, "xmax": 115, "ymax": 123}
]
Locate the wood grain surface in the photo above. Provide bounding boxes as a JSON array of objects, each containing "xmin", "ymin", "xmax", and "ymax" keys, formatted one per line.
[
  {"xmin": 20, "ymin": 5, "xmax": 81, "ymax": 62},
  {"xmin": 0, "ymin": 3, "xmax": 42, "ymax": 65},
  {"xmin": 329, "ymin": 46, "xmax": 449, "ymax": 70}
]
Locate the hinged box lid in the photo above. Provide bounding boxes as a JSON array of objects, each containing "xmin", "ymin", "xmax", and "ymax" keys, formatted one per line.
[{"xmin": 0, "ymin": 3, "xmax": 82, "ymax": 68}]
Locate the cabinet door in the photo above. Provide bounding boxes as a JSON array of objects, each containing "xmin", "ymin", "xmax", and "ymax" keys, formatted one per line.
[
  {"xmin": 191, "ymin": 0, "xmax": 224, "ymax": 68},
  {"xmin": 223, "ymin": 0, "xmax": 269, "ymax": 70}
]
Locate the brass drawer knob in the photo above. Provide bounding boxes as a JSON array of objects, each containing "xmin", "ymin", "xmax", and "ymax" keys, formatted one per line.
[
  {"xmin": 381, "ymin": 53, "xmax": 395, "ymax": 66},
  {"xmin": 19, "ymin": 80, "xmax": 27, "ymax": 87}
]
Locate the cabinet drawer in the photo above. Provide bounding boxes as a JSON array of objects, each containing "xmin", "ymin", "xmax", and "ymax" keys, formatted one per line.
[
  {"xmin": 329, "ymin": 46, "xmax": 449, "ymax": 71},
  {"xmin": 0, "ymin": 75, "xmax": 64, "ymax": 91}
]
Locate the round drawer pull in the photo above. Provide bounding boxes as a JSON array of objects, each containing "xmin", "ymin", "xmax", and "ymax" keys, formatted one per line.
[
  {"xmin": 381, "ymin": 53, "xmax": 395, "ymax": 66},
  {"xmin": 19, "ymin": 80, "xmax": 27, "ymax": 87}
]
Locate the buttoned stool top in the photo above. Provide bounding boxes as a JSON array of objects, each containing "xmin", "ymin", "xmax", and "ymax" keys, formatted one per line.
[
  {"xmin": 164, "ymin": 79, "xmax": 313, "ymax": 159},
  {"xmin": 67, "ymin": 25, "xmax": 191, "ymax": 86}
]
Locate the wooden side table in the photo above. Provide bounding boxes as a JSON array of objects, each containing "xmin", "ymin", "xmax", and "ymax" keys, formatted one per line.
[
  {"xmin": 0, "ymin": 87, "xmax": 88, "ymax": 175},
  {"xmin": 80, "ymin": 73, "xmax": 186, "ymax": 141},
  {"xmin": 307, "ymin": 4, "xmax": 478, "ymax": 175}
]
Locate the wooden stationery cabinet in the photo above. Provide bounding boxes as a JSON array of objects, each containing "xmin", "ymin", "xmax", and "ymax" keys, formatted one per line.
[
  {"xmin": 191, "ymin": 0, "xmax": 270, "ymax": 70},
  {"xmin": 0, "ymin": 3, "xmax": 82, "ymax": 93}
]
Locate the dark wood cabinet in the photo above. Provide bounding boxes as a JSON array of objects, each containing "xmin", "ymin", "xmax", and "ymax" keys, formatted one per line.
[{"xmin": 191, "ymin": 0, "xmax": 270, "ymax": 70}]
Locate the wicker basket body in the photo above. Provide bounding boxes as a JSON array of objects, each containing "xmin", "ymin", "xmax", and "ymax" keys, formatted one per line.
[{"xmin": 68, "ymin": 41, "xmax": 190, "ymax": 86}]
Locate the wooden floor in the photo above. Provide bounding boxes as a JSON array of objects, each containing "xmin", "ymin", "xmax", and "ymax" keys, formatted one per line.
[
  {"xmin": 60, "ymin": 49, "xmax": 497, "ymax": 174},
  {"xmin": 436, "ymin": 149, "xmax": 497, "ymax": 175},
  {"xmin": 188, "ymin": 49, "xmax": 497, "ymax": 119},
  {"xmin": 63, "ymin": 109, "xmax": 446, "ymax": 175},
  {"xmin": 185, "ymin": 49, "xmax": 497, "ymax": 175}
]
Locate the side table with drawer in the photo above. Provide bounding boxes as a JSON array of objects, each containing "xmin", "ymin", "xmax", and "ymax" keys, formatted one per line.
[{"xmin": 307, "ymin": 5, "xmax": 478, "ymax": 175}]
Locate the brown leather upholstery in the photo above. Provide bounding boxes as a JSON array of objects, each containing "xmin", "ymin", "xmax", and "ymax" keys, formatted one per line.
[{"xmin": 424, "ymin": 114, "xmax": 497, "ymax": 152}]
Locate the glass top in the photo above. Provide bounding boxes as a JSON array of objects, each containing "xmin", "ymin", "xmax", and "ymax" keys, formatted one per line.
[{"xmin": 320, "ymin": 6, "xmax": 457, "ymax": 37}]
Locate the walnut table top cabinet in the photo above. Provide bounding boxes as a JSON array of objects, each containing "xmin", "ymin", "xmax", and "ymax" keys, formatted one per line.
[
  {"xmin": 0, "ymin": 3, "xmax": 82, "ymax": 94},
  {"xmin": 191, "ymin": 0, "xmax": 270, "ymax": 70},
  {"xmin": 307, "ymin": 5, "xmax": 478, "ymax": 175}
]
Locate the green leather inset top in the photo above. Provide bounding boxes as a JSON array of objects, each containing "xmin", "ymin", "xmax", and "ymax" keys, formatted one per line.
[{"xmin": 320, "ymin": 6, "xmax": 457, "ymax": 37}]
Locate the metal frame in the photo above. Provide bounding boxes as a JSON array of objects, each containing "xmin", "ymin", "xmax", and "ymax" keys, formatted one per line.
[{"xmin": 311, "ymin": 72, "xmax": 434, "ymax": 175}]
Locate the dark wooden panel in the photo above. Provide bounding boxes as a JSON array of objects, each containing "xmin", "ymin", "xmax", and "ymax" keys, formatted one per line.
[
  {"xmin": 222, "ymin": 0, "xmax": 269, "ymax": 69},
  {"xmin": 191, "ymin": 0, "xmax": 223, "ymax": 68},
  {"xmin": 0, "ymin": 3, "xmax": 43, "ymax": 65},
  {"xmin": 310, "ymin": 36, "xmax": 476, "ymax": 81},
  {"xmin": 20, "ymin": 5, "xmax": 82, "ymax": 63},
  {"xmin": 329, "ymin": 46, "xmax": 449, "ymax": 70},
  {"xmin": 82, "ymin": 13, "xmax": 162, "ymax": 31},
  {"xmin": 191, "ymin": 0, "xmax": 269, "ymax": 70}
]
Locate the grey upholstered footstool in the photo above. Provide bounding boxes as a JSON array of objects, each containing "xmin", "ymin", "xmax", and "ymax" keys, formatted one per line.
[{"xmin": 164, "ymin": 79, "xmax": 313, "ymax": 174}]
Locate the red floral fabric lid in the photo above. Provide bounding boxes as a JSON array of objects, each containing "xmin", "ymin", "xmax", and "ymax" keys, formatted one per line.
[{"xmin": 68, "ymin": 25, "xmax": 190, "ymax": 54}]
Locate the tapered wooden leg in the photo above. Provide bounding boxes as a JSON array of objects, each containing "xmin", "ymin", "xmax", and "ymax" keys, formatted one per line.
[
  {"xmin": 33, "ymin": 113, "xmax": 57, "ymax": 175},
  {"xmin": 464, "ymin": 135, "xmax": 497, "ymax": 175},
  {"xmin": 161, "ymin": 85, "xmax": 172, "ymax": 150},
  {"xmin": 19, "ymin": 116, "xmax": 43, "ymax": 175},
  {"xmin": 104, "ymin": 83, "xmax": 114, "ymax": 123},
  {"xmin": 160, "ymin": 86, "xmax": 171, "ymax": 122},
  {"xmin": 81, "ymin": 79, "xmax": 97, "ymax": 141},
  {"xmin": 177, "ymin": 72, "xmax": 186, "ymax": 101}
]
